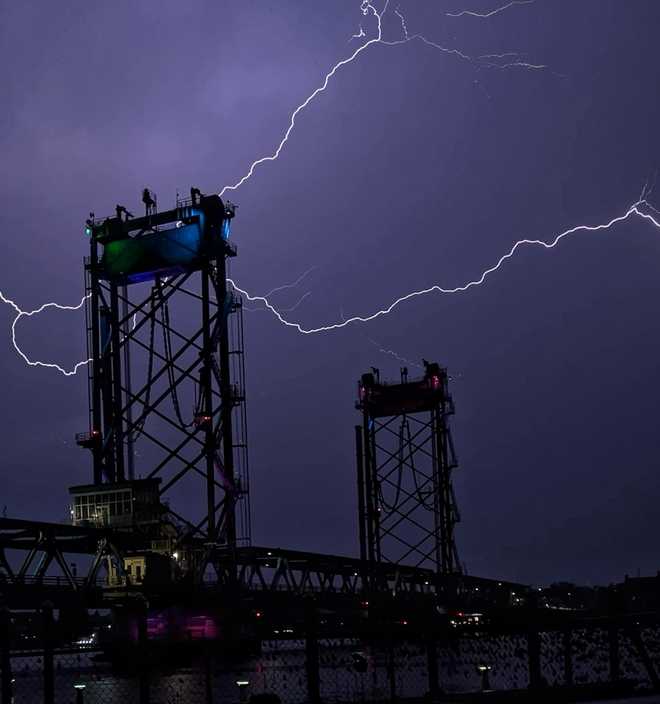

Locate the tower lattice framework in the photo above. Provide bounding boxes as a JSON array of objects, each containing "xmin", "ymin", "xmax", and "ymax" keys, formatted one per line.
[
  {"xmin": 356, "ymin": 362, "xmax": 461, "ymax": 577},
  {"xmin": 78, "ymin": 190, "xmax": 250, "ymax": 548}
]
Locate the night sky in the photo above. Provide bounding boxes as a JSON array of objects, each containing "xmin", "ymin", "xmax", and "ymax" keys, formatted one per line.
[{"xmin": 1, "ymin": 0, "xmax": 660, "ymax": 587}]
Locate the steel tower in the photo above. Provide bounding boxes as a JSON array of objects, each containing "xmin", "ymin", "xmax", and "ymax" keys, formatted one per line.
[
  {"xmin": 356, "ymin": 362, "xmax": 461, "ymax": 576},
  {"xmin": 76, "ymin": 189, "xmax": 250, "ymax": 549}
]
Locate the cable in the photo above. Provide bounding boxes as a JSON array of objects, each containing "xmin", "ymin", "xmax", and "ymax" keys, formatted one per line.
[
  {"xmin": 127, "ymin": 290, "xmax": 157, "ymax": 442},
  {"xmin": 158, "ymin": 283, "xmax": 195, "ymax": 429}
]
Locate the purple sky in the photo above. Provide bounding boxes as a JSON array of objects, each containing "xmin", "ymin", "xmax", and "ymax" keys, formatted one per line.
[{"xmin": 1, "ymin": 0, "xmax": 660, "ymax": 586}]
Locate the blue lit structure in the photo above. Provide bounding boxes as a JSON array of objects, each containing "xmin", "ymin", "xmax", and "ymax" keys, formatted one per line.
[
  {"xmin": 78, "ymin": 189, "xmax": 250, "ymax": 562},
  {"xmin": 91, "ymin": 197, "xmax": 235, "ymax": 284}
]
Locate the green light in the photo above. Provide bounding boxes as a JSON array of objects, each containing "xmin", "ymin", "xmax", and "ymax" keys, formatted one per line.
[{"xmin": 85, "ymin": 226, "xmax": 93, "ymax": 237}]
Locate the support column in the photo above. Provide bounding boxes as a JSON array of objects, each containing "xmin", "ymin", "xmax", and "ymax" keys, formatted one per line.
[
  {"xmin": 563, "ymin": 628, "xmax": 573, "ymax": 686},
  {"xmin": 109, "ymin": 283, "xmax": 125, "ymax": 482},
  {"xmin": 201, "ymin": 268, "xmax": 216, "ymax": 541},
  {"xmin": 204, "ymin": 647, "xmax": 213, "ymax": 704},
  {"xmin": 355, "ymin": 426, "xmax": 367, "ymax": 567},
  {"xmin": 88, "ymin": 242, "xmax": 103, "ymax": 485},
  {"xmin": 121, "ymin": 284, "xmax": 135, "ymax": 480},
  {"xmin": 137, "ymin": 601, "xmax": 150, "ymax": 704},
  {"xmin": 608, "ymin": 624, "xmax": 620, "ymax": 683},
  {"xmin": 431, "ymin": 408, "xmax": 445, "ymax": 575},
  {"xmin": 426, "ymin": 636, "xmax": 440, "ymax": 699},
  {"xmin": 0, "ymin": 607, "xmax": 12, "ymax": 704},
  {"xmin": 362, "ymin": 406, "xmax": 378, "ymax": 574},
  {"xmin": 100, "ymin": 306, "xmax": 116, "ymax": 482},
  {"xmin": 362, "ymin": 419, "xmax": 374, "ymax": 572},
  {"xmin": 387, "ymin": 636, "xmax": 397, "ymax": 704},
  {"xmin": 527, "ymin": 627, "xmax": 542, "ymax": 690},
  {"xmin": 42, "ymin": 602, "xmax": 54, "ymax": 704},
  {"xmin": 216, "ymin": 252, "xmax": 236, "ymax": 548},
  {"xmin": 304, "ymin": 602, "xmax": 321, "ymax": 704}
]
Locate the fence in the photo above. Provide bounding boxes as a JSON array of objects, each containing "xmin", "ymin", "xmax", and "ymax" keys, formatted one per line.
[{"xmin": 2, "ymin": 606, "xmax": 660, "ymax": 703}]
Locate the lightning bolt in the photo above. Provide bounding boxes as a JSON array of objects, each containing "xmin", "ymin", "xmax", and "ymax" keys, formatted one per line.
[
  {"xmin": 218, "ymin": 0, "xmax": 546, "ymax": 198},
  {"xmin": 446, "ymin": 0, "xmax": 535, "ymax": 19},
  {"xmin": 242, "ymin": 267, "xmax": 316, "ymax": 312},
  {"xmin": 245, "ymin": 291, "xmax": 312, "ymax": 314},
  {"xmin": 368, "ymin": 337, "xmax": 423, "ymax": 369},
  {"xmin": 227, "ymin": 201, "xmax": 660, "ymax": 335},
  {"xmin": 394, "ymin": 9, "xmax": 409, "ymax": 40},
  {"xmin": 2, "ymin": 293, "xmax": 91, "ymax": 376},
  {"xmin": 0, "ymin": 0, "xmax": 615, "ymax": 375},
  {"xmin": 260, "ymin": 266, "xmax": 318, "ymax": 298},
  {"xmin": 219, "ymin": 1, "xmax": 388, "ymax": 197},
  {"xmin": 22, "ymin": 198, "xmax": 659, "ymax": 374},
  {"xmin": 482, "ymin": 59, "xmax": 548, "ymax": 71}
]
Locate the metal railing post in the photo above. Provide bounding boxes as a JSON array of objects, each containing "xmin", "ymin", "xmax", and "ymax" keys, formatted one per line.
[
  {"xmin": 137, "ymin": 600, "xmax": 150, "ymax": 704},
  {"xmin": 608, "ymin": 623, "xmax": 620, "ymax": 683},
  {"xmin": 304, "ymin": 600, "xmax": 321, "ymax": 704},
  {"xmin": 563, "ymin": 628, "xmax": 573, "ymax": 686},
  {"xmin": 42, "ymin": 602, "xmax": 54, "ymax": 704},
  {"xmin": 204, "ymin": 646, "xmax": 213, "ymax": 704},
  {"xmin": 426, "ymin": 636, "xmax": 439, "ymax": 699},
  {"xmin": 527, "ymin": 627, "xmax": 541, "ymax": 690},
  {"xmin": 387, "ymin": 626, "xmax": 396, "ymax": 704},
  {"xmin": 0, "ymin": 607, "xmax": 12, "ymax": 704}
]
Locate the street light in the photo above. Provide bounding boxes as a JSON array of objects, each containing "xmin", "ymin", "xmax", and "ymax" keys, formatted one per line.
[
  {"xmin": 477, "ymin": 664, "xmax": 492, "ymax": 691},
  {"xmin": 73, "ymin": 682, "xmax": 86, "ymax": 704},
  {"xmin": 236, "ymin": 679, "xmax": 249, "ymax": 704}
]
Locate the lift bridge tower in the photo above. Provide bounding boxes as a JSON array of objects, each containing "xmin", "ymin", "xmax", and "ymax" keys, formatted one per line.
[
  {"xmin": 73, "ymin": 189, "xmax": 250, "ymax": 567},
  {"xmin": 356, "ymin": 362, "xmax": 461, "ymax": 578}
]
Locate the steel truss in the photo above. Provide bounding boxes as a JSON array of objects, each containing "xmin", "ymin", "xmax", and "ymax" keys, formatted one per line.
[
  {"xmin": 80, "ymin": 193, "xmax": 250, "ymax": 547},
  {"xmin": 356, "ymin": 362, "xmax": 461, "ymax": 577},
  {"xmin": 212, "ymin": 546, "xmax": 439, "ymax": 596},
  {"xmin": 0, "ymin": 518, "xmax": 129, "ymax": 606},
  {"xmin": 0, "ymin": 518, "xmax": 529, "ymax": 615}
]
